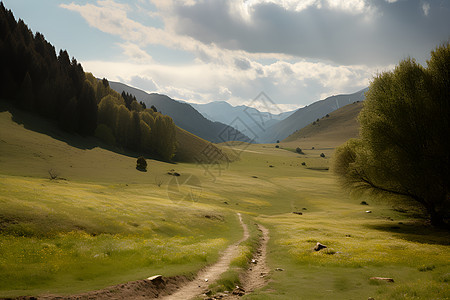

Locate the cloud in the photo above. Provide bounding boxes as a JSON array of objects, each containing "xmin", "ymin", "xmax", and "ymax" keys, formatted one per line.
[
  {"xmin": 118, "ymin": 42, "xmax": 153, "ymax": 63},
  {"xmin": 234, "ymin": 57, "xmax": 251, "ymax": 70},
  {"xmin": 61, "ymin": 0, "xmax": 447, "ymax": 111},
  {"xmin": 129, "ymin": 75, "xmax": 158, "ymax": 92},
  {"xmin": 422, "ymin": 2, "xmax": 430, "ymax": 16},
  {"xmin": 156, "ymin": 0, "xmax": 449, "ymax": 65},
  {"xmin": 82, "ymin": 57, "xmax": 378, "ymax": 110}
]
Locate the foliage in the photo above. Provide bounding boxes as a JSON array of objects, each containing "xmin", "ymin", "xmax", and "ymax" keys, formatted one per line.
[
  {"xmin": 0, "ymin": 3, "xmax": 97, "ymax": 135},
  {"xmin": 136, "ymin": 156, "xmax": 147, "ymax": 172},
  {"xmin": 333, "ymin": 43, "xmax": 450, "ymax": 227},
  {"xmin": 0, "ymin": 4, "xmax": 177, "ymax": 161},
  {"xmin": 95, "ymin": 124, "xmax": 116, "ymax": 145}
]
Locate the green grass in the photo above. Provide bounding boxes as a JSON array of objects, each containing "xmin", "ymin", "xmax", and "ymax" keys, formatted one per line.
[
  {"xmin": 0, "ymin": 175, "xmax": 242, "ymax": 297},
  {"xmin": 0, "ymin": 106, "xmax": 449, "ymax": 298}
]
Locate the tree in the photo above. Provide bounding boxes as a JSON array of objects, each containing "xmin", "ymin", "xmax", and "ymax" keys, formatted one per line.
[
  {"xmin": 333, "ymin": 43, "xmax": 449, "ymax": 227},
  {"xmin": 78, "ymin": 80, "xmax": 98, "ymax": 135},
  {"xmin": 115, "ymin": 105, "xmax": 131, "ymax": 147},
  {"xmin": 95, "ymin": 124, "xmax": 116, "ymax": 145},
  {"xmin": 136, "ymin": 156, "xmax": 147, "ymax": 172},
  {"xmin": 296, "ymin": 147, "xmax": 304, "ymax": 154},
  {"xmin": 98, "ymin": 95, "xmax": 118, "ymax": 132},
  {"xmin": 17, "ymin": 71, "xmax": 33, "ymax": 110}
]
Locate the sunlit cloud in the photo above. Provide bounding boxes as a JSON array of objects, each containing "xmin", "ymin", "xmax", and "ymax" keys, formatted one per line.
[{"xmin": 60, "ymin": 0, "xmax": 448, "ymax": 109}]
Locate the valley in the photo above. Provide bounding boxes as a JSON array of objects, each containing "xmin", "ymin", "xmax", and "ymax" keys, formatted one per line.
[{"xmin": 1, "ymin": 105, "xmax": 448, "ymax": 299}]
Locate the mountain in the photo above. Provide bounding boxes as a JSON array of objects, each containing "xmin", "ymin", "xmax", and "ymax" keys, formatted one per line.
[
  {"xmin": 281, "ymin": 101, "xmax": 363, "ymax": 149},
  {"xmin": 109, "ymin": 82, "xmax": 251, "ymax": 144},
  {"xmin": 258, "ymin": 88, "xmax": 368, "ymax": 143},
  {"xmin": 191, "ymin": 101, "xmax": 296, "ymax": 142}
]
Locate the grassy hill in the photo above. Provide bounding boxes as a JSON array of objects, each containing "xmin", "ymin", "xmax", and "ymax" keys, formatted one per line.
[
  {"xmin": 0, "ymin": 101, "xmax": 225, "ymax": 170},
  {"xmin": 1, "ymin": 101, "xmax": 449, "ymax": 299},
  {"xmin": 259, "ymin": 88, "xmax": 367, "ymax": 143},
  {"xmin": 282, "ymin": 101, "xmax": 363, "ymax": 149}
]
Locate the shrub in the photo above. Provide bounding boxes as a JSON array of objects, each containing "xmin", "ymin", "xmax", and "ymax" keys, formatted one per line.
[
  {"xmin": 296, "ymin": 147, "xmax": 304, "ymax": 154},
  {"xmin": 320, "ymin": 153, "xmax": 325, "ymax": 158},
  {"xmin": 136, "ymin": 156, "xmax": 147, "ymax": 172},
  {"xmin": 275, "ymin": 145, "xmax": 280, "ymax": 148}
]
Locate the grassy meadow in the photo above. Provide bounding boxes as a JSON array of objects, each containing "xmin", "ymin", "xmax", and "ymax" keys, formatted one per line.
[{"xmin": 0, "ymin": 106, "xmax": 449, "ymax": 299}]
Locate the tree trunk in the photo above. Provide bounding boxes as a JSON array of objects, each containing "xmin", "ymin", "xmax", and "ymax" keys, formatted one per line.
[{"xmin": 427, "ymin": 203, "xmax": 447, "ymax": 228}]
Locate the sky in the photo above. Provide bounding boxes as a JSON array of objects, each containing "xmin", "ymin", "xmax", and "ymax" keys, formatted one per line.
[{"xmin": 3, "ymin": 0, "xmax": 450, "ymax": 111}]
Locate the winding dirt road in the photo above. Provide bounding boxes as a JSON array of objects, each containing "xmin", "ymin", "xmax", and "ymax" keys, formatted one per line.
[
  {"xmin": 162, "ymin": 213, "xmax": 249, "ymax": 300},
  {"xmin": 23, "ymin": 213, "xmax": 269, "ymax": 300}
]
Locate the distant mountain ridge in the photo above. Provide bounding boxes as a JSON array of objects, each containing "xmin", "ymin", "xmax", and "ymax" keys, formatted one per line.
[
  {"xmin": 257, "ymin": 88, "xmax": 368, "ymax": 143},
  {"xmin": 109, "ymin": 82, "xmax": 251, "ymax": 144},
  {"xmin": 192, "ymin": 101, "xmax": 295, "ymax": 133}
]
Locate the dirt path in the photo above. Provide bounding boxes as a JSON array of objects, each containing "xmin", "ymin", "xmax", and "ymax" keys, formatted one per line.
[
  {"xmin": 241, "ymin": 224, "xmax": 270, "ymax": 292},
  {"xmin": 21, "ymin": 214, "xmax": 270, "ymax": 300},
  {"xmin": 161, "ymin": 213, "xmax": 249, "ymax": 300},
  {"xmin": 223, "ymin": 224, "xmax": 270, "ymax": 300}
]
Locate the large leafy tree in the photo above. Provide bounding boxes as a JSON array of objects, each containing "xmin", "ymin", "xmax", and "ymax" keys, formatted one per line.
[{"xmin": 333, "ymin": 43, "xmax": 449, "ymax": 227}]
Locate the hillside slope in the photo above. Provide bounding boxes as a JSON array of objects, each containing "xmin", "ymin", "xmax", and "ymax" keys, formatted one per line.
[
  {"xmin": 281, "ymin": 101, "xmax": 363, "ymax": 149},
  {"xmin": 109, "ymin": 82, "xmax": 251, "ymax": 144},
  {"xmin": 259, "ymin": 88, "xmax": 367, "ymax": 143},
  {"xmin": 0, "ymin": 101, "xmax": 224, "ymax": 176}
]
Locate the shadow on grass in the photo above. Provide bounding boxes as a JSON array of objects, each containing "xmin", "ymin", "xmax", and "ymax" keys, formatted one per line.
[
  {"xmin": 366, "ymin": 221, "xmax": 450, "ymax": 246},
  {"xmin": 0, "ymin": 100, "xmax": 172, "ymax": 163}
]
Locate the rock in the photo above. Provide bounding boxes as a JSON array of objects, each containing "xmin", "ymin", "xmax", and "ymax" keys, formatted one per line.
[
  {"xmin": 173, "ymin": 172, "xmax": 181, "ymax": 176},
  {"xmin": 146, "ymin": 275, "xmax": 164, "ymax": 285},
  {"xmin": 293, "ymin": 211, "xmax": 303, "ymax": 215},
  {"xmin": 275, "ymin": 268, "xmax": 284, "ymax": 271},
  {"xmin": 365, "ymin": 210, "xmax": 372, "ymax": 213},
  {"xmin": 204, "ymin": 278, "xmax": 209, "ymax": 282},
  {"xmin": 370, "ymin": 277, "xmax": 394, "ymax": 282},
  {"xmin": 269, "ymin": 165, "xmax": 274, "ymax": 168},
  {"xmin": 313, "ymin": 242, "xmax": 327, "ymax": 251},
  {"xmin": 360, "ymin": 201, "xmax": 369, "ymax": 205},
  {"xmin": 232, "ymin": 286, "xmax": 245, "ymax": 296},
  {"xmin": 251, "ymin": 259, "xmax": 257, "ymax": 264}
]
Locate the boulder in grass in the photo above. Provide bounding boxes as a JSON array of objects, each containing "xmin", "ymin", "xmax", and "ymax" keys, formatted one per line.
[
  {"xmin": 313, "ymin": 242, "xmax": 327, "ymax": 251},
  {"xmin": 370, "ymin": 277, "xmax": 394, "ymax": 283}
]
